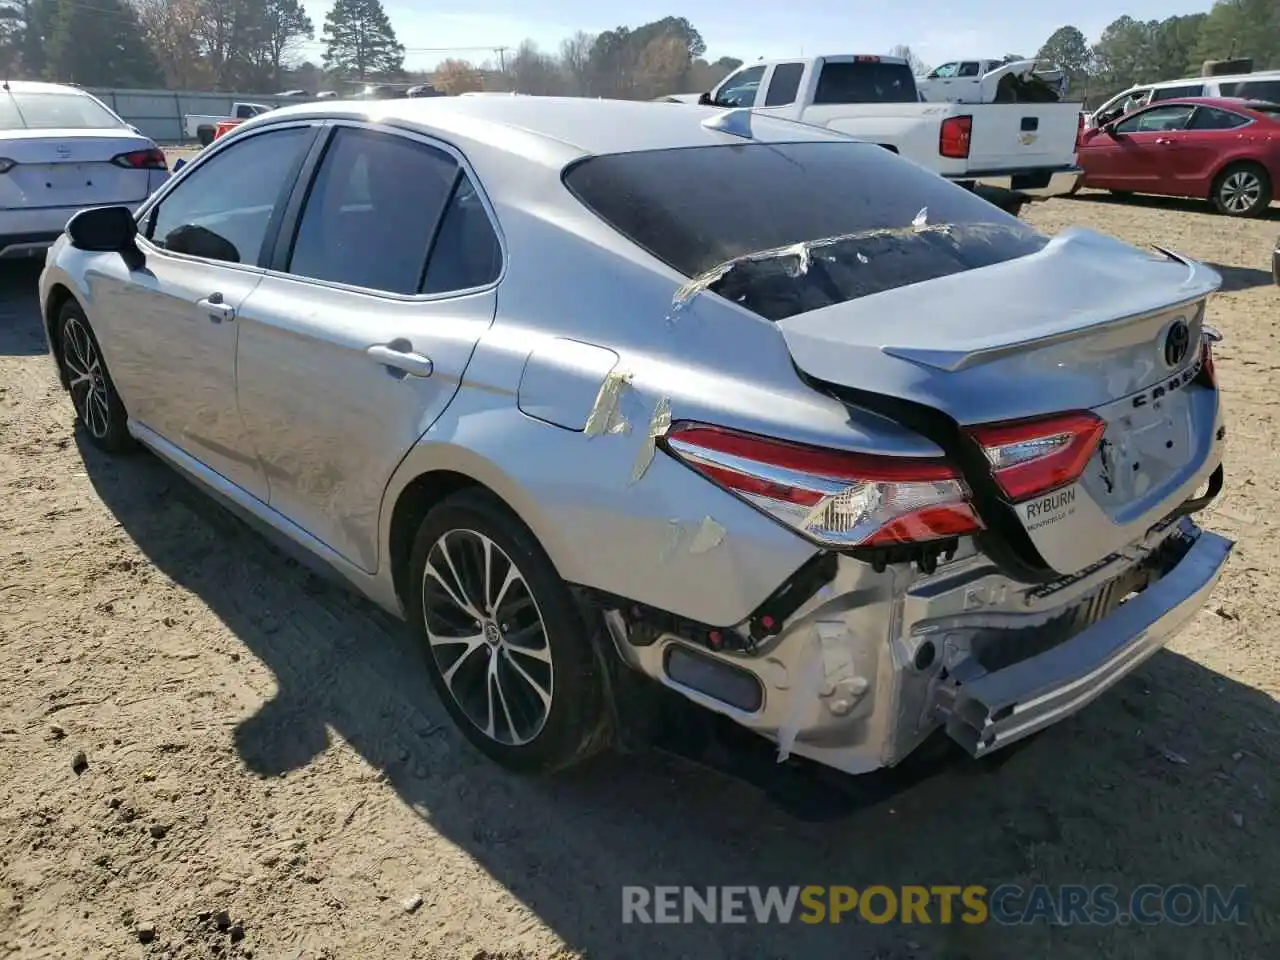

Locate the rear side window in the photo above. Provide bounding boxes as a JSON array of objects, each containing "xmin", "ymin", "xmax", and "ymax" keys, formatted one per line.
[
  {"xmin": 287, "ymin": 127, "xmax": 458, "ymax": 294},
  {"xmin": 563, "ymin": 141, "xmax": 1046, "ymax": 320},
  {"xmin": 1189, "ymin": 107, "xmax": 1250, "ymax": 130},
  {"xmin": 421, "ymin": 176, "xmax": 502, "ymax": 294},
  {"xmin": 1149, "ymin": 84, "xmax": 1203, "ymax": 102},
  {"xmin": 1234, "ymin": 79, "xmax": 1280, "ymax": 102},
  {"xmin": 764, "ymin": 63, "xmax": 805, "ymax": 106},
  {"xmin": 814, "ymin": 61, "xmax": 918, "ymax": 104}
]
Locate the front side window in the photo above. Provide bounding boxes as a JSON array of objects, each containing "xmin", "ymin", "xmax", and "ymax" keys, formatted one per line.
[
  {"xmin": 715, "ymin": 66, "xmax": 765, "ymax": 108},
  {"xmin": 0, "ymin": 91, "xmax": 125, "ymax": 131},
  {"xmin": 930, "ymin": 63, "xmax": 959, "ymax": 79},
  {"xmin": 147, "ymin": 126, "xmax": 314, "ymax": 265},
  {"xmin": 287, "ymin": 126, "xmax": 460, "ymax": 294},
  {"xmin": 1115, "ymin": 104, "xmax": 1195, "ymax": 133}
]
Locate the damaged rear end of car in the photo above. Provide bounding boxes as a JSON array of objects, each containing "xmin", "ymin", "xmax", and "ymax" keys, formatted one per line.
[{"xmin": 563, "ymin": 136, "xmax": 1233, "ymax": 776}]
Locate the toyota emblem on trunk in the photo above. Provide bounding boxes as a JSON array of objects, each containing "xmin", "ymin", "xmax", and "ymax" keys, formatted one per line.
[{"xmin": 1164, "ymin": 319, "xmax": 1190, "ymax": 367}]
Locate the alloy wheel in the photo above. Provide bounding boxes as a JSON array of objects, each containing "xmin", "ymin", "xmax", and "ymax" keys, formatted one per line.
[
  {"xmin": 63, "ymin": 315, "xmax": 111, "ymax": 439},
  {"xmin": 1220, "ymin": 170, "xmax": 1262, "ymax": 214},
  {"xmin": 420, "ymin": 529, "xmax": 554, "ymax": 746}
]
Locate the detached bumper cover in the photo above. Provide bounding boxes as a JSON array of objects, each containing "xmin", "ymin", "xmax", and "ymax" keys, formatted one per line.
[
  {"xmin": 942, "ymin": 528, "xmax": 1233, "ymax": 757},
  {"xmin": 952, "ymin": 166, "xmax": 1083, "ymax": 199}
]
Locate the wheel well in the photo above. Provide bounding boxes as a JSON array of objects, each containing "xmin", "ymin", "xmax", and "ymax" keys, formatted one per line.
[
  {"xmin": 44, "ymin": 284, "xmax": 75, "ymax": 388},
  {"xmin": 1213, "ymin": 158, "xmax": 1271, "ymax": 192},
  {"xmin": 388, "ymin": 470, "xmax": 486, "ymax": 611}
]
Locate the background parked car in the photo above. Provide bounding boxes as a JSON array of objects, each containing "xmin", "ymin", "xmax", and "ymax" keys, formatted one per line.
[
  {"xmin": 1077, "ymin": 97, "xmax": 1279, "ymax": 216},
  {"xmin": 0, "ymin": 79, "xmax": 167, "ymax": 261},
  {"xmin": 1089, "ymin": 70, "xmax": 1280, "ymax": 127}
]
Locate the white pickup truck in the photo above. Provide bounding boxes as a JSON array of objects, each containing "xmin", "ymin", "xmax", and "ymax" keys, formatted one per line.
[
  {"xmin": 184, "ymin": 101, "xmax": 272, "ymax": 145},
  {"xmin": 697, "ymin": 54, "xmax": 1083, "ymax": 209}
]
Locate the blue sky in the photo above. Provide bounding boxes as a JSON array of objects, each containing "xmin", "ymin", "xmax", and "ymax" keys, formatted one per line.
[{"xmin": 295, "ymin": 0, "xmax": 1217, "ymax": 71}]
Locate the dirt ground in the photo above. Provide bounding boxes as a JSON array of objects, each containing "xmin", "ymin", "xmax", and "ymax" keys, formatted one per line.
[{"xmin": 0, "ymin": 191, "xmax": 1277, "ymax": 960}]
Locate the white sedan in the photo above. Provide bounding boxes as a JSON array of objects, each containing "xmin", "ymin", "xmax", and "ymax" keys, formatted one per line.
[{"xmin": 0, "ymin": 80, "xmax": 168, "ymax": 261}]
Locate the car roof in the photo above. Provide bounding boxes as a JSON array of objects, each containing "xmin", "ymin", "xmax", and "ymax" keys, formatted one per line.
[
  {"xmin": 1136, "ymin": 70, "xmax": 1280, "ymax": 91},
  {"xmin": 1, "ymin": 80, "xmax": 93, "ymax": 95},
  {"xmin": 253, "ymin": 94, "xmax": 855, "ymax": 168},
  {"xmin": 1142, "ymin": 96, "xmax": 1277, "ymax": 112}
]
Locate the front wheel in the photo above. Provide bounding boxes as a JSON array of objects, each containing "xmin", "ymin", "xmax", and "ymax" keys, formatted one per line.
[
  {"xmin": 58, "ymin": 301, "xmax": 134, "ymax": 453},
  {"xmin": 1212, "ymin": 163, "xmax": 1272, "ymax": 217},
  {"xmin": 407, "ymin": 489, "xmax": 611, "ymax": 775}
]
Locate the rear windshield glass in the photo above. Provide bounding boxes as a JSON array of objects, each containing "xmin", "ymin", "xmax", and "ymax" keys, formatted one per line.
[
  {"xmin": 563, "ymin": 140, "xmax": 1046, "ymax": 279},
  {"xmin": 0, "ymin": 92, "xmax": 124, "ymax": 131},
  {"xmin": 815, "ymin": 62, "xmax": 919, "ymax": 103}
]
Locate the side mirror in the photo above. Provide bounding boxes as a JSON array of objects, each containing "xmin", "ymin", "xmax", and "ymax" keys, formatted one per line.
[
  {"xmin": 67, "ymin": 205, "xmax": 138, "ymax": 253},
  {"xmin": 697, "ymin": 91, "xmax": 714, "ymax": 106},
  {"xmin": 163, "ymin": 224, "xmax": 240, "ymax": 263},
  {"xmin": 1103, "ymin": 122, "xmax": 1122, "ymax": 138}
]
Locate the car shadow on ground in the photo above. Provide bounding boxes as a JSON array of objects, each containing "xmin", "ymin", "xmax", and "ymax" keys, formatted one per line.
[
  {"xmin": 0, "ymin": 262, "xmax": 49, "ymax": 356},
  {"xmin": 1202, "ymin": 263, "xmax": 1276, "ymax": 293},
  {"xmin": 1070, "ymin": 190, "xmax": 1280, "ymax": 222},
  {"xmin": 70, "ymin": 426, "xmax": 1278, "ymax": 960}
]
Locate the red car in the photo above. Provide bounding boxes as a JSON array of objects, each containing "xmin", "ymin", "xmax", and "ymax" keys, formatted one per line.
[{"xmin": 1077, "ymin": 96, "xmax": 1280, "ymax": 216}]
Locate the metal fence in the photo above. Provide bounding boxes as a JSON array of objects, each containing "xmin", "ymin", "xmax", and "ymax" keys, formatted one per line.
[{"xmin": 85, "ymin": 87, "xmax": 299, "ymax": 144}]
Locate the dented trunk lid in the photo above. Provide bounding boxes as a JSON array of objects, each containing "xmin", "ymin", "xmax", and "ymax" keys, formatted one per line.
[{"xmin": 762, "ymin": 227, "xmax": 1224, "ymax": 574}]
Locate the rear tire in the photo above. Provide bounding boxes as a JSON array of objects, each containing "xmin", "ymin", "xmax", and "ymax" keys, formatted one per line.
[
  {"xmin": 58, "ymin": 301, "xmax": 134, "ymax": 454},
  {"xmin": 407, "ymin": 489, "xmax": 611, "ymax": 775},
  {"xmin": 1212, "ymin": 162, "xmax": 1271, "ymax": 217}
]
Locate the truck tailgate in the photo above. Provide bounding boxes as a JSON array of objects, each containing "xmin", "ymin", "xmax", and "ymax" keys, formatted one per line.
[{"xmin": 966, "ymin": 103, "xmax": 1080, "ymax": 170}]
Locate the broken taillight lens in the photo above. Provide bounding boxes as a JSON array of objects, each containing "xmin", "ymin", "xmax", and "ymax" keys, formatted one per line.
[
  {"xmin": 967, "ymin": 411, "xmax": 1106, "ymax": 502},
  {"xmin": 663, "ymin": 423, "xmax": 983, "ymax": 548}
]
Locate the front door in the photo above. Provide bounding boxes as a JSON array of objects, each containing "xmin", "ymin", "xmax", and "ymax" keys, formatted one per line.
[
  {"xmin": 94, "ymin": 124, "xmax": 319, "ymax": 500},
  {"xmin": 234, "ymin": 123, "xmax": 503, "ymax": 572},
  {"xmin": 1093, "ymin": 103, "xmax": 1196, "ymax": 192}
]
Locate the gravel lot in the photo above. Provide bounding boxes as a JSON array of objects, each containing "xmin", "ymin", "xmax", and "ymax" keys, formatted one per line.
[{"xmin": 0, "ymin": 192, "xmax": 1277, "ymax": 960}]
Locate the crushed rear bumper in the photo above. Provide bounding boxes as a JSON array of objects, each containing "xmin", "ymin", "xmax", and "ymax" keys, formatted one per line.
[{"xmin": 937, "ymin": 527, "xmax": 1233, "ymax": 757}]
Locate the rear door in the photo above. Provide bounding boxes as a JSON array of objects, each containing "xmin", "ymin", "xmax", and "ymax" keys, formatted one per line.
[
  {"xmin": 233, "ymin": 122, "xmax": 502, "ymax": 572},
  {"xmin": 1163, "ymin": 105, "xmax": 1255, "ymax": 195}
]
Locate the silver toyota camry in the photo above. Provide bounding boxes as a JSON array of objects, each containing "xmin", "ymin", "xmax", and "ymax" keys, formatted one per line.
[{"xmin": 39, "ymin": 96, "xmax": 1233, "ymax": 780}]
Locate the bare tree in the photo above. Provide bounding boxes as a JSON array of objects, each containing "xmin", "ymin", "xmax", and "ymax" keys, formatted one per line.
[
  {"xmin": 507, "ymin": 39, "xmax": 564, "ymax": 95},
  {"xmin": 889, "ymin": 44, "xmax": 931, "ymax": 75},
  {"xmin": 558, "ymin": 30, "xmax": 595, "ymax": 95},
  {"xmin": 432, "ymin": 57, "xmax": 484, "ymax": 94}
]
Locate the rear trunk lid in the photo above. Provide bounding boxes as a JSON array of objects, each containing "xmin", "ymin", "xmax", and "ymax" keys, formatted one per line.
[
  {"xmin": 762, "ymin": 226, "xmax": 1223, "ymax": 574},
  {"xmin": 0, "ymin": 129, "xmax": 157, "ymax": 210}
]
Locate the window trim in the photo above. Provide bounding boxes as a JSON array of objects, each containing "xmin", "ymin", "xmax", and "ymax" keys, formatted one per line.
[
  {"xmin": 134, "ymin": 121, "xmax": 323, "ymax": 273},
  {"xmin": 262, "ymin": 118, "xmax": 508, "ymax": 302}
]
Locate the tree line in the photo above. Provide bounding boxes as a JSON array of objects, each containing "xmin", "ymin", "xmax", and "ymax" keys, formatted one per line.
[
  {"xmin": 0, "ymin": 0, "xmax": 743, "ymax": 97},
  {"xmin": 1037, "ymin": 0, "xmax": 1279, "ymax": 104},
  {"xmin": 0, "ymin": 0, "xmax": 1274, "ymax": 98}
]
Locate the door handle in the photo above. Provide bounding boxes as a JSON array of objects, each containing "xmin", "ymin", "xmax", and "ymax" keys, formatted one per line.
[
  {"xmin": 1154, "ymin": 137, "xmax": 1175, "ymax": 145},
  {"xmin": 367, "ymin": 342, "xmax": 434, "ymax": 378},
  {"xmin": 196, "ymin": 293, "xmax": 235, "ymax": 323}
]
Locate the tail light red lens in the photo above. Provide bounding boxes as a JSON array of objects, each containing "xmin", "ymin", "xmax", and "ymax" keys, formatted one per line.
[
  {"xmin": 1199, "ymin": 327, "xmax": 1221, "ymax": 386},
  {"xmin": 663, "ymin": 423, "xmax": 983, "ymax": 548},
  {"xmin": 111, "ymin": 148, "xmax": 167, "ymax": 170},
  {"xmin": 1075, "ymin": 111, "xmax": 1085, "ymax": 150},
  {"xmin": 967, "ymin": 411, "xmax": 1106, "ymax": 503},
  {"xmin": 939, "ymin": 115, "xmax": 972, "ymax": 159}
]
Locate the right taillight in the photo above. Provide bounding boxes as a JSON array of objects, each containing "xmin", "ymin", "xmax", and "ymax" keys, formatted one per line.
[
  {"xmin": 1075, "ymin": 111, "xmax": 1085, "ymax": 150},
  {"xmin": 967, "ymin": 411, "xmax": 1106, "ymax": 503},
  {"xmin": 1199, "ymin": 327, "xmax": 1221, "ymax": 387},
  {"xmin": 939, "ymin": 115, "xmax": 972, "ymax": 159},
  {"xmin": 663, "ymin": 422, "xmax": 983, "ymax": 548}
]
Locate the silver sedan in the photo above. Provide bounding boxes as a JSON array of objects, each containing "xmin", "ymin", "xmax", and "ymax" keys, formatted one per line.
[{"xmin": 39, "ymin": 95, "xmax": 1232, "ymax": 781}]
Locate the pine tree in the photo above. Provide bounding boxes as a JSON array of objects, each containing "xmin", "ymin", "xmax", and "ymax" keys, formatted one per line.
[
  {"xmin": 45, "ymin": 0, "xmax": 162, "ymax": 87},
  {"xmin": 321, "ymin": 0, "xmax": 404, "ymax": 81}
]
